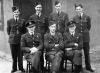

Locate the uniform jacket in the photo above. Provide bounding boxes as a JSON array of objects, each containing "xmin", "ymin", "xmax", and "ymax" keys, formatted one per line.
[
  {"xmin": 73, "ymin": 14, "xmax": 91, "ymax": 42},
  {"xmin": 49, "ymin": 11, "xmax": 69, "ymax": 33},
  {"xmin": 7, "ymin": 18, "xmax": 26, "ymax": 44},
  {"xmin": 29, "ymin": 14, "xmax": 48, "ymax": 35},
  {"xmin": 63, "ymin": 30, "xmax": 83, "ymax": 50},
  {"xmin": 44, "ymin": 32, "xmax": 64, "ymax": 52},
  {"xmin": 21, "ymin": 32, "xmax": 43, "ymax": 53}
]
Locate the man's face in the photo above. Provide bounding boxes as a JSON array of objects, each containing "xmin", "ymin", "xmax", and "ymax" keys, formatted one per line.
[
  {"xmin": 49, "ymin": 24, "xmax": 56, "ymax": 33},
  {"xmin": 35, "ymin": 4, "xmax": 42, "ymax": 12},
  {"xmin": 13, "ymin": 9, "xmax": 20, "ymax": 17},
  {"xmin": 69, "ymin": 25, "xmax": 76, "ymax": 32},
  {"xmin": 55, "ymin": 3, "xmax": 61, "ymax": 11},
  {"xmin": 27, "ymin": 26, "xmax": 35, "ymax": 33},
  {"xmin": 75, "ymin": 6, "xmax": 83, "ymax": 15}
]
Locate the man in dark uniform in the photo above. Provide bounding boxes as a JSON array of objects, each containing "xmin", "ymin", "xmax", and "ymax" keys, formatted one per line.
[
  {"xmin": 72, "ymin": 3, "xmax": 94, "ymax": 72},
  {"xmin": 44, "ymin": 21, "xmax": 64, "ymax": 73},
  {"xmin": 28, "ymin": 2, "xmax": 48, "ymax": 70},
  {"xmin": 7, "ymin": 6, "xmax": 25, "ymax": 73},
  {"xmin": 63, "ymin": 21, "xmax": 83, "ymax": 73},
  {"xmin": 21, "ymin": 20, "xmax": 43, "ymax": 73},
  {"xmin": 28, "ymin": 2, "xmax": 48, "ymax": 37},
  {"xmin": 49, "ymin": 1, "xmax": 69, "ymax": 34}
]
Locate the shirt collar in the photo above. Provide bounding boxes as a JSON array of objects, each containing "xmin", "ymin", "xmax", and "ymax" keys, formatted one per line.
[
  {"xmin": 70, "ymin": 31, "xmax": 75, "ymax": 35},
  {"xmin": 14, "ymin": 16, "xmax": 19, "ymax": 20},
  {"xmin": 36, "ymin": 12, "xmax": 41, "ymax": 17},
  {"xmin": 29, "ymin": 31, "xmax": 34, "ymax": 35}
]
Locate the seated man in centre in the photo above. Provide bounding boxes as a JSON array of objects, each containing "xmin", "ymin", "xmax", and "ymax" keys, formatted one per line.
[
  {"xmin": 63, "ymin": 20, "xmax": 83, "ymax": 73},
  {"xmin": 44, "ymin": 21, "xmax": 64, "ymax": 73},
  {"xmin": 21, "ymin": 20, "xmax": 43, "ymax": 73}
]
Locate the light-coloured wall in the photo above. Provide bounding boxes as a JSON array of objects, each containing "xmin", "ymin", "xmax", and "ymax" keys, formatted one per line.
[
  {"xmin": 52, "ymin": 0, "xmax": 100, "ymax": 48},
  {"xmin": 0, "ymin": 0, "xmax": 13, "ymax": 54}
]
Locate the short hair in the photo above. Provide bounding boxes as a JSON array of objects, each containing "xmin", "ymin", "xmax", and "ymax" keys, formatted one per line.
[
  {"xmin": 12, "ymin": 6, "xmax": 19, "ymax": 12},
  {"xmin": 74, "ymin": 3, "xmax": 83, "ymax": 9},
  {"xmin": 34, "ymin": 2, "xmax": 42, "ymax": 7},
  {"xmin": 49, "ymin": 21, "xmax": 57, "ymax": 27},
  {"xmin": 55, "ymin": 1, "xmax": 60, "ymax": 6}
]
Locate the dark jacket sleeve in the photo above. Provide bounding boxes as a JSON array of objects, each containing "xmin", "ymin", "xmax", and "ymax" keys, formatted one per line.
[
  {"xmin": 55, "ymin": 33, "xmax": 64, "ymax": 50},
  {"xmin": 21, "ymin": 35, "xmax": 31, "ymax": 53},
  {"xmin": 65, "ymin": 14, "xmax": 69, "ymax": 31},
  {"xmin": 21, "ymin": 19, "xmax": 27, "ymax": 34},
  {"xmin": 36, "ymin": 33, "xmax": 43, "ymax": 50},
  {"xmin": 44, "ymin": 34, "xmax": 55, "ymax": 50},
  {"xmin": 78, "ymin": 34, "xmax": 83, "ymax": 50},
  {"xmin": 87, "ymin": 16, "xmax": 91, "ymax": 31},
  {"xmin": 7, "ymin": 20, "xmax": 11, "ymax": 35}
]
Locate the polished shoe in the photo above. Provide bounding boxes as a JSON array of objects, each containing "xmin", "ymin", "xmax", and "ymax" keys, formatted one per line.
[
  {"xmin": 20, "ymin": 69, "xmax": 25, "ymax": 72},
  {"xmin": 86, "ymin": 68, "xmax": 94, "ymax": 72},
  {"xmin": 11, "ymin": 69, "xmax": 17, "ymax": 73}
]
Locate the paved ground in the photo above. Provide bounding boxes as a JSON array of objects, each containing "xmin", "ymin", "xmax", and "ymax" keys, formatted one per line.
[{"xmin": 0, "ymin": 46, "xmax": 100, "ymax": 73}]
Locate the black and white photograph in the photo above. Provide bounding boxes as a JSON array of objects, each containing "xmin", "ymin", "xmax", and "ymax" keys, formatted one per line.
[{"xmin": 0, "ymin": 0, "xmax": 100, "ymax": 73}]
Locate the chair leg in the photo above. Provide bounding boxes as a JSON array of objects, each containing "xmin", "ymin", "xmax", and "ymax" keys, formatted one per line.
[{"xmin": 72, "ymin": 62, "xmax": 74, "ymax": 72}]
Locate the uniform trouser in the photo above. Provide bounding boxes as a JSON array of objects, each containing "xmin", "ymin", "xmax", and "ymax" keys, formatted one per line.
[
  {"xmin": 65, "ymin": 50, "xmax": 82, "ymax": 65},
  {"xmin": 25, "ymin": 51, "xmax": 41, "ymax": 71},
  {"xmin": 65, "ymin": 50, "xmax": 82, "ymax": 72},
  {"xmin": 46, "ymin": 51, "xmax": 63, "ymax": 72},
  {"xmin": 10, "ymin": 44, "xmax": 23, "ymax": 71},
  {"xmin": 83, "ymin": 42, "xmax": 91, "ymax": 69}
]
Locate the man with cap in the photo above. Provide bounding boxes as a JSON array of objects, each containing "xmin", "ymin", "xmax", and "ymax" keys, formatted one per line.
[
  {"xmin": 49, "ymin": 0, "xmax": 69, "ymax": 34},
  {"xmin": 21, "ymin": 20, "xmax": 43, "ymax": 73},
  {"xmin": 63, "ymin": 20, "xmax": 83, "ymax": 73},
  {"xmin": 7, "ymin": 6, "xmax": 25, "ymax": 73},
  {"xmin": 44, "ymin": 21, "xmax": 64, "ymax": 73},
  {"xmin": 72, "ymin": 3, "xmax": 94, "ymax": 72}
]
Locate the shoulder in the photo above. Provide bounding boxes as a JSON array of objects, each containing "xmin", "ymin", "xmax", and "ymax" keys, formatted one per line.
[
  {"xmin": 61, "ymin": 12, "xmax": 68, "ymax": 16},
  {"xmin": 44, "ymin": 32, "xmax": 49, "ymax": 37},
  {"xmin": 7, "ymin": 18, "xmax": 13, "ymax": 22},
  {"xmin": 29, "ymin": 14, "xmax": 36, "ymax": 18},
  {"xmin": 84, "ymin": 14, "xmax": 91, "ymax": 19},
  {"xmin": 57, "ymin": 32, "xmax": 62, "ymax": 36},
  {"xmin": 49, "ymin": 12, "xmax": 56, "ymax": 16},
  {"xmin": 35, "ymin": 33, "xmax": 42, "ymax": 38},
  {"xmin": 22, "ymin": 33, "xmax": 28, "ymax": 37}
]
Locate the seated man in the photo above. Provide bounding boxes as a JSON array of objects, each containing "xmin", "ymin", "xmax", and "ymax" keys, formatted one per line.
[
  {"xmin": 63, "ymin": 20, "xmax": 83, "ymax": 73},
  {"xmin": 44, "ymin": 21, "xmax": 64, "ymax": 73},
  {"xmin": 21, "ymin": 20, "xmax": 43, "ymax": 73}
]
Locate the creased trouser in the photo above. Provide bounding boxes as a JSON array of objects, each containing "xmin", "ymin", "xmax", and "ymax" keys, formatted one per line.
[
  {"xmin": 25, "ymin": 51, "xmax": 41, "ymax": 70},
  {"xmin": 46, "ymin": 51, "xmax": 63, "ymax": 72},
  {"xmin": 65, "ymin": 50, "xmax": 82, "ymax": 65}
]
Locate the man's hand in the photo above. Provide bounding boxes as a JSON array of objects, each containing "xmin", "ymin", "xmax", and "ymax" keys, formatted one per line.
[
  {"xmin": 30, "ymin": 47, "xmax": 38, "ymax": 54},
  {"xmin": 74, "ymin": 43, "xmax": 78, "ymax": 47},
  {"xmin": 55, "ymin": 44, "xmax": 59, "ymax": 47}
]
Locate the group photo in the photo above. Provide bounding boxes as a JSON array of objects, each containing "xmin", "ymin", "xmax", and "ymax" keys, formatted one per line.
[{"xmin": 0, "ymin": 0, "xmax": 100, "ymax": 73}]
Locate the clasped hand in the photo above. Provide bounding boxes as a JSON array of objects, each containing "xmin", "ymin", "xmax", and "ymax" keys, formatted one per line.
[{"xmin": 30, "ymin": 47, "xmax": 38, "ymax": 54}]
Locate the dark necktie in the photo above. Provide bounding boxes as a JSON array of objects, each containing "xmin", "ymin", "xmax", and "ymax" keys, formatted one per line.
[
  {"xmin": 58, "ymin": 12, "xmax": 59, "ymax": 16},
  {"xmin": 32, "ymin": 34, "xmax": 34, "ymax": 37},
  {"xmin": 71, "ymin": 33, "xmax": 74, "ymax": 37}
]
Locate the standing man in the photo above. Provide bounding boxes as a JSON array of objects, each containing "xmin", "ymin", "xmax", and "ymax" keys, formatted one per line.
[
  {"xmin": 7, "ymin": 6, "xmax": 25, "ymax": 73},
  {"xmin": 63, "ymin": 21, "xmax": 83, "ymax": 73},
  {"xmin": 73, "ymin": 3, "xmax": 94, "ymax": 72},
  {"xmin": 44, "ymin": 21, "xmax": 64, "ymax": 73},
  {"xmin": 49, "ymin": 1, "xmax": 69, "ymax": 34},
  {"xmin": 28, "ymin": 2, "xmax": 48, "ymax": 37},
  {"xmin": 21, "ymin": 20, "xmax": 43, "ymax": 73}
]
